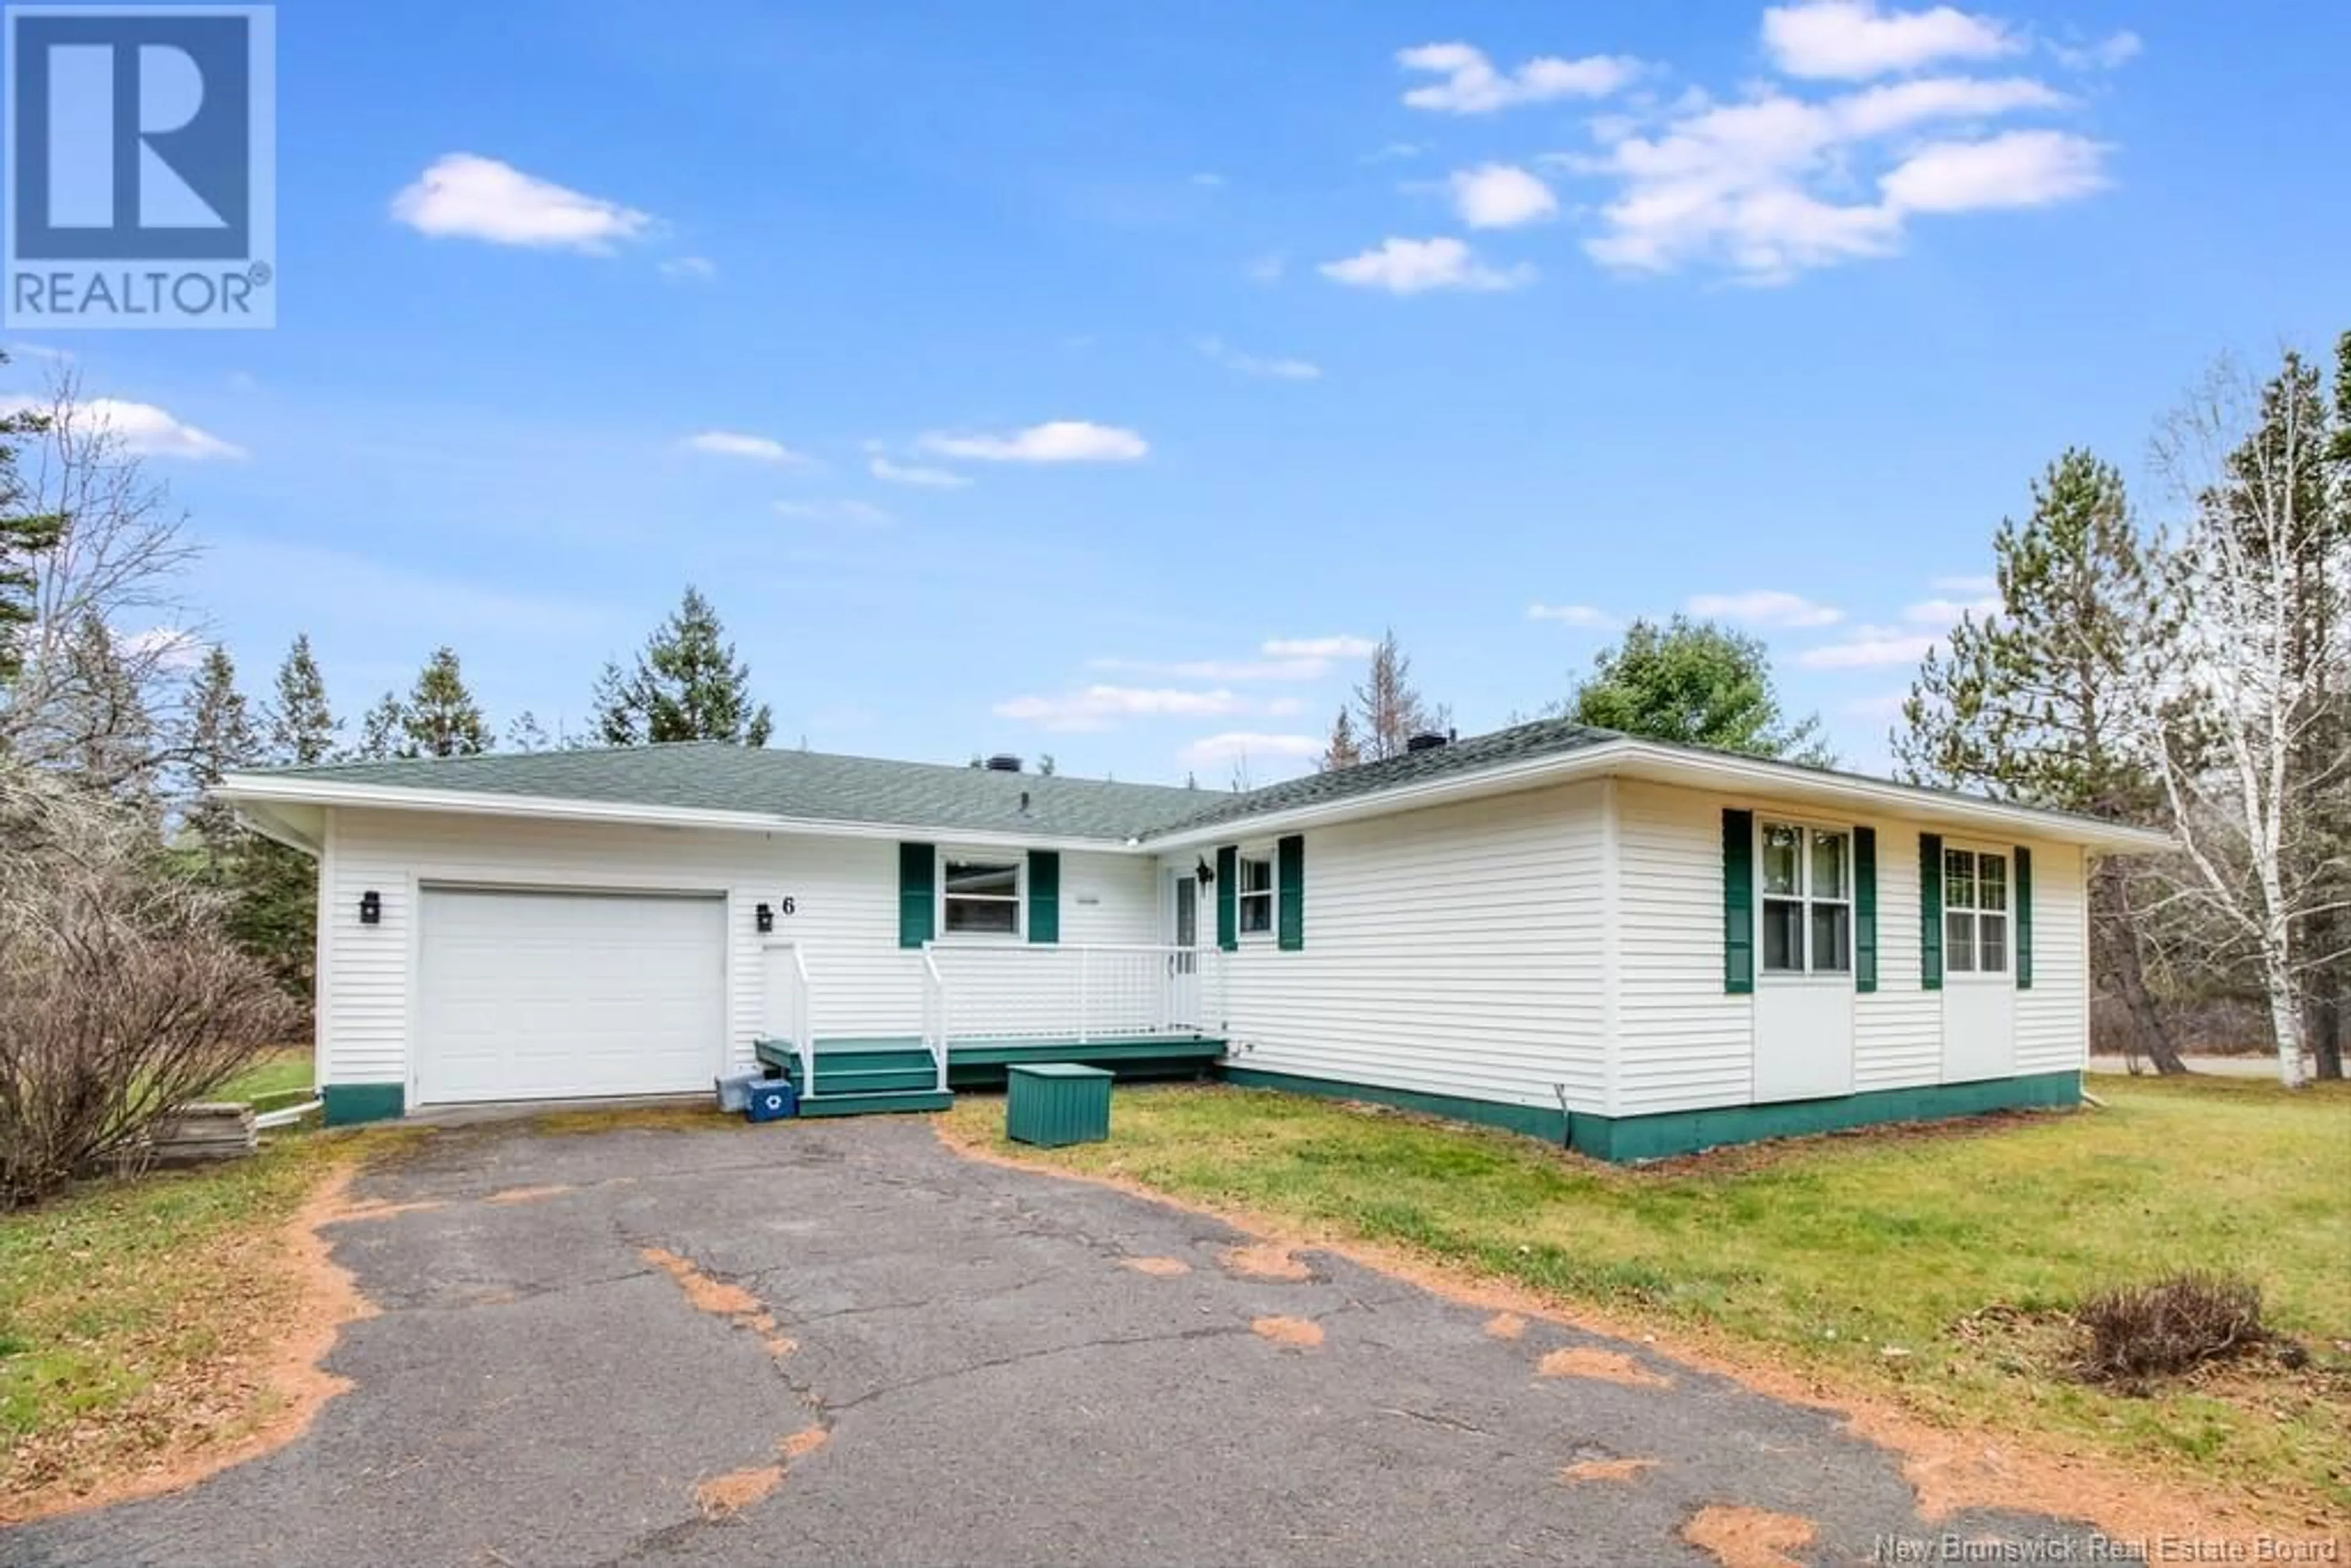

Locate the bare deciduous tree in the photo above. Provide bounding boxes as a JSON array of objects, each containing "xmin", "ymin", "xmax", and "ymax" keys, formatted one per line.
[
  {"xmin": 2143, "ymin": 354, "xmax": 2350, "ymax": 1088},
  {"xmin": 1, "ymin": 759, "xmax": 297, "ymax": 1206},
  {"xmin": 0, "ymin": 376, "xmax": 204, "ymax": 797}
]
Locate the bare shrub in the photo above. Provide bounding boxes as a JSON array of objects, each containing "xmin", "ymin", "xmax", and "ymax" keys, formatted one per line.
[
  {"xmin": 2074, "ymin": 1270, "xmax": 2270, "ymax": 1386},
  {"xmin": 0, "ymin": 760, "xmax": 296, "ymax": 1207}
]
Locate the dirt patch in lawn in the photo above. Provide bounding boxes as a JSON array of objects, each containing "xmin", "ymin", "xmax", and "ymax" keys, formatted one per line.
[
  {"xmin": 1251, "ymin": 1316, "xmax": 1324, "ymax": 1349},
  {"xmin": 1537, "ymin": 1346, "xmax": 1673, "ymax": 1387},
  {"xmin": 1681, "ymin": 1504, "xmax": 1817, "ymax": 1568},
  {"xmin": 1121, "ymin": 1256, "xmax": 1192, "ymax": 1277},
  {"xmin": 3, "ymin": 1161, "xmax": 380, "ymax": 1525},
  {"xmin": 1561, "ymin": 1457, "xmax": 1659, "ymax": 1484},
  {"xmin": 934, "ymin": 1117, "xmax": 2304, "ymax": 1547},
  {"xmin": 1217, "ymin": 1242, "xmax": 1313, "ymax": 1281}
]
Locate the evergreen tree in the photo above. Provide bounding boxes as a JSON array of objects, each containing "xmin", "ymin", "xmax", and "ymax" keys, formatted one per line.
[
  {"xmin": 590, "ymin": 587, "xmax": 773, "ymax": 746},
  {"xmin": 0, "ymin": 367, "xmax": 64, "ymax": 692},
  {"xmin": 400, "ymin": 647, "xmax": 492, "ymax": 758},
  {"xmin": 267, "ymin": 633, "xmax": 339, "ymax": 764},
  {"xmin": 54, "ymin": 614, "xmax": 160, "ymax": 801},
  {"xmin": 182, "ymin": 645, "xmax": 258, "ymax": 855},
  {"xmin": 1321, "ymin": 707, "xmax": 1361, "ymax": 771},
  {"xmin": 1569, "ymin": 615, "xmax": 1831, "ymax": 764},
  {"xmin": 355, "ymin": 691, "xmax": 407, "ymax": 760},
  {"xmin": 504, "ymin": 710, "xmax": 552, "ymax": 752},
  {"xmin": 1349, "ymin": 629, "xmax": 1434, "ymax": 762},
  {"xmin": 1894, "ymin": 449, "xmax": 2186, "ymax": 1072},
  {"xmin": 1037, "ymin": 752, "xmax": 1056, "ymax": 777}
]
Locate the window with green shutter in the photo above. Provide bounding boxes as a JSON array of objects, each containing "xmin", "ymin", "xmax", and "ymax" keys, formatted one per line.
[
  {"xmin": 1854, "ymin": 825, "xmax": 1878, "ymax": 993},
  {"xmin": 898, "ymin": 841, "xmax": 936, "ymax": 949},
  {"xmin": 1215, "ymin": 846, "xmax": 1238, "ymax": 952},
  {"xmin": 1722, "ymin": 808, "xmax": 1754, "ymax": 994},
  {"xmin": 1277, "ymin": 835, "xmax": 1304, "ymax": 951},
  {"xmin": 1919, "ymin": 833, "xmax": 1943, "ymax": 990},
  {"xmin": 2014, "ymin": 846, "xmax": 2033, "ymax": 989},
  {"xmin": 1027, "ymin": 850, "xmax": 1060, "ymax": 945}
]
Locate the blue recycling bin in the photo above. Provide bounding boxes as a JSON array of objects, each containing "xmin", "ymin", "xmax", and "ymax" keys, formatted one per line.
[{"xmin": 744, "ymin": 1080, "xmax": 800, "ymax": 1123}]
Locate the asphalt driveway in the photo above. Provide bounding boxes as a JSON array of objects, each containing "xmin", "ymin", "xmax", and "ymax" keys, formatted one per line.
[{"xmin": 10, "ymin": 1112, "xmax": 2112, "ymax": 1567}]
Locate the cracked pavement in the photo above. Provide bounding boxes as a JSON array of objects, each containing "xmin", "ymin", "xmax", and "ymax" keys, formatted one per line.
[{"xmin": 6, "ymin": 1115, "xmax": 2113, "ymax": 1567}]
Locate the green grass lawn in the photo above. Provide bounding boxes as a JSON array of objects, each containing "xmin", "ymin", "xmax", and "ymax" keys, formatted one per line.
[
  {"xmin": 943, "ymin": 1075, "xmax": 2351, "ymax": 1518},
  {"xmin": 215, "ymin": 1048, "xmax": 313, "ymax": 1106}
]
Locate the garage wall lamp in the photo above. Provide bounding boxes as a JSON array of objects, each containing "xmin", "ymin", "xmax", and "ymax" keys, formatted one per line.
[
  {"xmin": 756, "ymin": 901, "xmax": 774, "ymax": 934},
  {"xmin": 359, "ymin": 890, "xmax": 382, "ymax": 926}
]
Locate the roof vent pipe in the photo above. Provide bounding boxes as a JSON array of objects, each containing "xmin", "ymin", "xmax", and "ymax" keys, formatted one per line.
[
  {"xmin": 1406, "ymin": 731, "xmax": 1450, "ymax": 754},
  {"xmin": 985, "ymin": 754, "xmax": 1023, "ymax": 773}
]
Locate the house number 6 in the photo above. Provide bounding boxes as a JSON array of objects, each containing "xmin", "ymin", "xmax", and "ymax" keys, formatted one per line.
[{"xmin": 779, "ymin": 896, "xmax": 796, "ymax": 915}]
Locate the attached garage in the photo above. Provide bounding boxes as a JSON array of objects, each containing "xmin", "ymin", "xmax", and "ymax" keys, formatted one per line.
[{"xmin": 416, "ymin": 887, "xmax": 727, "ymax": 1106}]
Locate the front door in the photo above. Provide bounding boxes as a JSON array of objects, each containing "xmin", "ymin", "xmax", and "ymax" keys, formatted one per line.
[{"xmin": 1168, "ymin": 873, "xmax": 1201, "ymax": 1029}]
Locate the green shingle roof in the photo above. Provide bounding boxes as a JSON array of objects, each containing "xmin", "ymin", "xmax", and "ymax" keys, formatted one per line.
[{"xmin": 242, "ymin": 720, "xmax": 1625, "ymax": 843}]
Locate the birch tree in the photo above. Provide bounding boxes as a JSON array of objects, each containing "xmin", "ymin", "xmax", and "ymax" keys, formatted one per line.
[{"xmin": 2146, "ymin": 351, "xmax": 2350, "ymax": 1088}]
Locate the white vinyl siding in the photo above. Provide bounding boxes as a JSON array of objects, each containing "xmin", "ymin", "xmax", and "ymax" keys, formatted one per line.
[
  {"xmin": 1204, "ymin": 779, "xmax": 1610, "ymax": 1116},
  {"xmin": 2015, "ymin": 840, "xmax": 2088, "ymax": 1075},
  {"xmin": 318, "ymin": 809, "xmax": 1152, "ymax": 1093}
]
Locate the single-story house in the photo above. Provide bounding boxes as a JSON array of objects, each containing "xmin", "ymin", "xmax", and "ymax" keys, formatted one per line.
[{"xmin": 216, "ymin": 719, "xmax": 2167, "ymax": 1160}]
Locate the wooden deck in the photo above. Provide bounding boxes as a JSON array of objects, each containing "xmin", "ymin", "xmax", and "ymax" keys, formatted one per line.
[{"xmin": 754, "ymin": 1033, "xmax": 1226, "ymax": 1092}]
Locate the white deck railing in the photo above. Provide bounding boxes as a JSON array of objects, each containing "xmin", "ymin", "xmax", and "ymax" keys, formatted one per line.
[
  {"xmin": 918, "ymin": 947, "xmax": 950, "ymax": 1091},
  {"xmin": 921, "ymin": 943, "xmax": 1225, "ymax": 1045},
  {"xmin": 785, "ymin": 945, "xmax": 815, "ymax": 1089}
]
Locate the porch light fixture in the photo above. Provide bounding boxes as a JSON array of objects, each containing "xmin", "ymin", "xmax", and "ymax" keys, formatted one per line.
[
  {"xmin": 756, "ymin": 901, "xmax": 774, "ymax": 934},
  {"xmin": 1195, "ymin": 856, "xmax": 1214, "ymax": 887},
  {"xmin": 359, "ymin": 890, "xmax": 381, "ymax": 926}
]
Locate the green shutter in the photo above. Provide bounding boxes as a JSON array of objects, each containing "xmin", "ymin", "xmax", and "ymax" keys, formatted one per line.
[
  {"xmin": 1216, "ymin": 846, "xmax": 1238, "ymax": 952},
  {"xmin": 2014, "ymin": 846, "xmax": 2033, "ymax": 989},
  {"xmin": 1027, "ymin": 850, "xmax": 1060, "ymax": 945},
  {"xmin": 1722, "ymin": 808, "xmax": 1754, "ymax": 995},
  {"xmin": 1277, "ymin": 835, "xmax": 1305, "ymax": 951},
  {"xmin": 1854, "ymin": 826, "xmax": 1878, "ymax": 994},
  {"xmin": 1919, "ymin": 833, "xmax": 1943, "ymax": 991},
  {"xmin": 898, "ymin": 842, "xmax": 936, "ymax": 949}
]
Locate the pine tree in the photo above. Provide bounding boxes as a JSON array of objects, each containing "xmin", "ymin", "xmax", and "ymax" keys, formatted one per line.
[
  {"xmin": 590, "ymin": 587, "xmax": 773, "ymax": 746},
  {"xmin": 54, "ymin": 613, "xmax": 159, "ymax": 801},
  {"xmin": 400, "ymin": 647, "xmax": 492, "ymax": 758},
  {"xmin": 182, "ymin": 645, "xmax": 258, "ymax": 857},
  {"xmin": 1349, "ymin": 629, "xmax": 1434, "ymax": 762},
  {"xmin": 0, "ymin": 372, "xmax": 64, "ymax": 691},
  {"xmin": 505, "ymin": 710, "xmax": 552, "ymax": 752},
  {"xmin": 1321, "ymin": 707, "xmax": 1361, "ymax": 771},
  {"xmin": 355, "ymin": 691, "xmax": 407, "ymax": 760},
  {"xmin": 1895, "ymin": 449, "xmax": 2185, "ymax": 1072},
  {"xmin": 267, "ymin": 633, "xmax": 339, "ymax": 764}
]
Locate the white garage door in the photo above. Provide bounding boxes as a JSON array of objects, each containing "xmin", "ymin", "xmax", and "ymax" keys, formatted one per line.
[{"xmin": 417, "ymin": 887, "xmax": 727, "ymax": 1105}]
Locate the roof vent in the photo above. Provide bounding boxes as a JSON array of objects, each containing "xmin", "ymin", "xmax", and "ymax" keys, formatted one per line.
[
  {"xmin": 985, "ymin": 754, "xmax": 1024, "ymax": 773},
  {"xmin": 1406, "ymin": 731, "xmax": 1450, "ymax": 754}
]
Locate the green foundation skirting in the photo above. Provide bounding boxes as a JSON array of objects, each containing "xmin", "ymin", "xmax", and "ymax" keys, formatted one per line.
[
  {"xmin": 1215, "ymin": 1065, "xmax": 2082, "ymax": 1162},
  {"xmin": 321, "ymin": 1082, "xmax": 405, "ymax": 1127}
]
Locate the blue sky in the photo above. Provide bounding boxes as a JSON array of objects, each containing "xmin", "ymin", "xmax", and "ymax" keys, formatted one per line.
[{"xmin": 8, "ymin": 0, "xmax": 2345, "ymax": 783}]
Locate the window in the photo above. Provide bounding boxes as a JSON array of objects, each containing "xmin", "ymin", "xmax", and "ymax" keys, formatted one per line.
[
  {"xmin": 1237, "ymin": 852, "xmax": 1275, "ymax": 936},
  {"xmin": 941, "ymin": 854, "xmax": 1021, "ymax": 936},
  {"xmin": 1760, "ymin": 820, "xmax": 1851, "ymax": 975},
  {"xmin": 1943, "ymin": 847, "xmax": 2008, "ymax": 973}
]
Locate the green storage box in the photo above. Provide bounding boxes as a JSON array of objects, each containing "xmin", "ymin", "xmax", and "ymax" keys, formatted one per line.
[{"xmin": 1005, "ymin": 1063, "xmax": 1113, "ymax": 1147}]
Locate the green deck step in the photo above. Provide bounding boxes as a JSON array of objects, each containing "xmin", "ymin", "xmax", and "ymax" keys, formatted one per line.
[{"xmin": 795, "ymin": 1089, "xmax": 954, "ymax": 1118}]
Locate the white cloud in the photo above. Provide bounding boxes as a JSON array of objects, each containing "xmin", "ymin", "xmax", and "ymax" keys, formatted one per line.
[
  {"xmin": 681, "ymin": 430, "xmax": 808, "ymax": 464},
  {"xmin": 1565, "ymin": 71, "xmax": 2096, "ymax": 281},
  {"xmin": 917, "ymin": 421, "xmax": 1149, "ymax": 463},
  {"xmin": 774, "ymin": 498, "xmax": 890, "ymax": 525},
  {"xmin": 1196, "ymin": 337, "xmax": 1322, "ymax": 381},
  {"xmin": 1399, "ymin": 42, "xmax": 1643, "ymax": 114},
  {"xmin": 1842, "ymin": 691, "xmax": 1911, "ymax": 720},
  {"xmin": 1795, "ymin": 625, "xmax": 1941, "ymax": 667},
  {"xmin": 1879, "ymin": 130, "xmax": 2108, "ymax": 212},
  {"xmin": 995, "ymin": 686, "xmax": 1251, "ymax": 732},
  {"xmin": 1687, "ymin": 589, "xmax": 1843, "ymax": 628},
  {"xmin": 1262, "ymin": 635, "xmax": 1376, "ymax": 659},
  {"xmin": 1761, "ymin": 1, "xmax": 2018, "ymax": 80},
  {"xmin": 0, "ymin": 395, "xmax": 244, "ymax": 460},
  {"xmin": 659, "ymin": 255, "xmax": 717, "ymax": 282},
  {"xmin": 1180, "ymin": 731, "xmax": 1322, "ymax": 766},
  {"xmin": 1320, "ymin": 236, "xmax": 1534, "ymax": 294},
  {"xmin": 1450, "ymin": 163, "xmax": 1559, "ymax": 229},
  {"xmin": 389, "ymin": 154, "xmax": 652, "ymax": 252},
  {"xmin": 1528, "ymin": 602, "xmax": 1620, "ymax": 629},
  {"xmin": 1903, "ymin": 593, "xmax": 1999, "ymax": 624},
  {"xmin": 122, "ymin": 626, "xmax": 206, "ymax": 672},
  {"xmin": 869, "ymin": 456, "xmax": 972, "ymax": 489},
  {"xmin": 2051, "ymin": 30, "xmax": 2141, "ymax": 71},
  {"xmin": 1092, "ymin": 656, "xmax": 1330, "ymax": 682}
]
